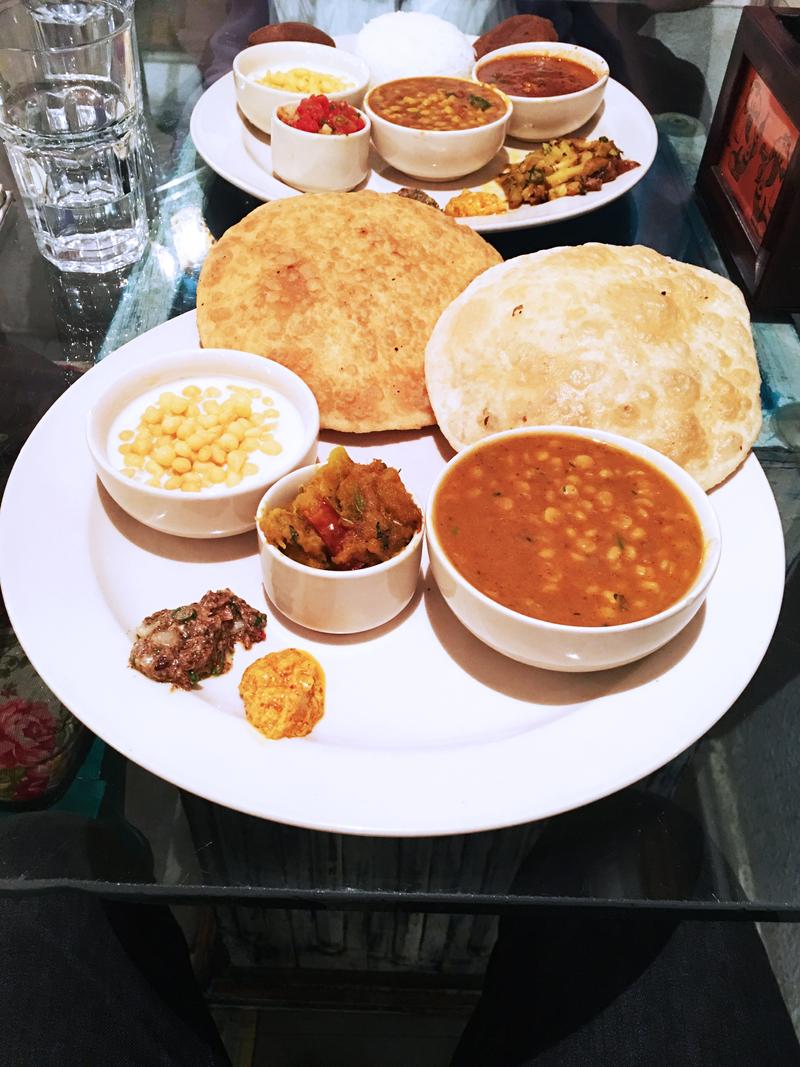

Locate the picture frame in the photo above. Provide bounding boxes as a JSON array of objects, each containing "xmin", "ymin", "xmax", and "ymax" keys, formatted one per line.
[{"xmin": 696, "ymin": 8, "xmax": 800, "ymax": 312}]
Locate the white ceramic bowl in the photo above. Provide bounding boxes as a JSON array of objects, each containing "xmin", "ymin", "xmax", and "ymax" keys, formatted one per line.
[
  {"xmin": 257, "ymin": 464, "xmax": 424, "ymax": 633},
  {"xmin": 426, "ymin": 427, "xmax": 721, "ymax": 672},
  {"xmin": 270, "ymin": 102, "xmax": 371, "ymax": 192},
  {"xmin": 86, "ymin": 349, "xmax": 319, "ymax": 539},
  {"xmin": 473, "ymin": 42, "xmax": 609, "ymax": 141},
  {"xmin": 363, "ymin": 77, "xmax": 511, "ymax": 181},
  {"xmin": 233, "ymin": 41, "xmax": 370, "ymax": 134}
]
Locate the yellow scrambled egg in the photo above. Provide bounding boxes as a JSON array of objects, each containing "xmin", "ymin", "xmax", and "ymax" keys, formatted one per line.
[
  {"xmin": 444, "ymin": 189, "xmax": 507, "ymax": 217},
  {"xmin": 240, "ymin": 649, "xmax": 325, "ymax": 740}
]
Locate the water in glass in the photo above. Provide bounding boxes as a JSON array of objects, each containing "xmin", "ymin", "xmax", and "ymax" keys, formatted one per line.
[{"xmin": 0, "ymin": 0, "xmax": 148, "ymax": 272}]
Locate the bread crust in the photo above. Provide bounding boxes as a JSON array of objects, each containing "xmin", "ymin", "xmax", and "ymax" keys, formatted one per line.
[
  {"xmin": 474, "ymin": 15, "xmax": 558, "ymax": 59},
  {"xmin": 425, "ymin": 244, "xmax": 761, "ymax": 489},
  {"xmin": 196, "ymin": 192, "xmax": 501, "ymax": 432},
  {"xmin": 248, "ymin": 22, "xmax": 336, "ymax": 48}
]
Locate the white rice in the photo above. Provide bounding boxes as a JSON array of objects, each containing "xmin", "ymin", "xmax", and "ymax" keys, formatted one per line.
[{"xmin": 356, "ymin": 12, "xmax": 476, "ymax": 87}]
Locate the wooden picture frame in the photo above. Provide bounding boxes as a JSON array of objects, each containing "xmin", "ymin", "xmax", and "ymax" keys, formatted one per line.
[{"xmin": 696, "ymin": 8, "xmax": 800, "ymax": 312}]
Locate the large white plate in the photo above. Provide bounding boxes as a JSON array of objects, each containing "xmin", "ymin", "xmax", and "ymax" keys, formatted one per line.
[
  {"xmin": 0, "ymin": 312, "xmax": 784, "ymax": 836},
  {"xmin": 190, "ymin": 67, "xmax": 657, "ymax": 234}
]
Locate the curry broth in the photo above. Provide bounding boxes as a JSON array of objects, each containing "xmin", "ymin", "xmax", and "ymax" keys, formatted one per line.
[
  {"xmin": 434, "ymin": 435, "xmax": 705, "ymax": 627},
  {"xmin": 368, "ymin": 77, "xmax": 507, "ymax": 130},
  {"xmin": 479, "ymin": 54, "xmax": 598, "ymax": 98}
]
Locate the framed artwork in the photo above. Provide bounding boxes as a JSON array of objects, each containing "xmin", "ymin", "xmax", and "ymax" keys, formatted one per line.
[{"xmin": 696, "ymin": 8, "xmax": 800, "ymax": 312}]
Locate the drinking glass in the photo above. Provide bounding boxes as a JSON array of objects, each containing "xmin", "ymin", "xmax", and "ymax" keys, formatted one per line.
[{"xmin": 0, "ymin": 0, "xmax": 148, "ymax": 272}]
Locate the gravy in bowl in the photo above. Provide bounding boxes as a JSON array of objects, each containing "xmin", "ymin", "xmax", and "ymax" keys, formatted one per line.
[
  {"xmin": 479, "ymin": 53, "xmax": 598, "ymax": 98},
  {"xmin": 433, "ymin": 433, "xmax": 705, "ymax": 627}
]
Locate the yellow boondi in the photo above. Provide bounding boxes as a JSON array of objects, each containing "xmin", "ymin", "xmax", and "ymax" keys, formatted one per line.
[
  {"xmin": 117, "ymin": 383, "xmax": 281, "ymax": 492},
  {"xmin": 257, "ymin": 68, "xmax": 352, "ymax": 94}
]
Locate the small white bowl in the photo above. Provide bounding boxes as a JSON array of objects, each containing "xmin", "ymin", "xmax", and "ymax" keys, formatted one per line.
[
  {"xmin": 234, "ymin": 41, "xmax": 370, "ymax": 135},
  {"xmin": 86, "ymin": 349, "xmax": 319, "ymax": 539},
  {"xmin": 426, "ymin": 427, "xmax": 721, "ymax": 673},
  {"xmin": 270, "ymin": 102, "xmax": 371, "ymax": 192},
  {"xmin": 256, "ymin": 464, "xmax": 424, "ymax": 634},
  {"xmin": 473, "ymin": 42, "xmax": 609, "ymax": 141},
  {"xmin": 363, "ymin": 77, "xmax": 511, "ymax": 181}
]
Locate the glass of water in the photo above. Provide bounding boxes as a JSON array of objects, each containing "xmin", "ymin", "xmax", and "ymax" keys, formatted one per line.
[{"xmin": 0, "ymin": 0, "xmax": 148, "ymax": 272}]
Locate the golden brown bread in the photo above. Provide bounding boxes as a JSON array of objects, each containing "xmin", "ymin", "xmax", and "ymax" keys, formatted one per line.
[
  {"xmin": 196, "ymin": 192, "xmax": 501, "ymax": 432},
  {"xmin": 474, "ymin": 15, "xmax": 558, "ymax": 59},
  {"xmin": 248, "ymin": 22, "xmax": 335, "ymax": 48},
  {"xmin": 424, "ymin": 244, "xmax": 761, "ymax": 489}
]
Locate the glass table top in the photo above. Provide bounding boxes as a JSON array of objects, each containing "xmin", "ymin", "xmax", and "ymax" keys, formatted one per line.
[{"xmin": 0, "ymin": 1, "xmax": 799, "ymax": 916}]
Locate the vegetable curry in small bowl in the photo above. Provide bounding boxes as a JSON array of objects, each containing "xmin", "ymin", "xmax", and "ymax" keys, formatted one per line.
[
  {"xmin": 256, "ymin": 448, "xmax": 424, "ymax": 633},
  {"xmin": 260, "ymin": 446, "xmax": 421, "ymax": 570}
]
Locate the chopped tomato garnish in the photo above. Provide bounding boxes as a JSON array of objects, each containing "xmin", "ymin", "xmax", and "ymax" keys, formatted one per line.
[
  {"xmin": 282, "ymin": 94, "xmax": 365, "ymax": 135},
  {"xmin": 303, "ymin": 498, "xmax": 349, "ymax": 556}
]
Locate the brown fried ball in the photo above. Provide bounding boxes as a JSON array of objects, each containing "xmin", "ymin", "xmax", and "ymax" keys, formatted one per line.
[
  {"xmin": 240, "ymin": 649, "xmax": 325, "ymax": 740},
  {"xmin": 248, "ymin": 22, "xmax": 336, "ymax": 49},
  {"xmin": 474, "ymin": 15, "xmax": 558, "ymax": 59}
]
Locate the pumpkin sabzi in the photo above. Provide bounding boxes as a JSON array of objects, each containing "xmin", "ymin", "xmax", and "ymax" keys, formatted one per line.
[{"xmin": 261, "ymin": 447, "xmax": 421, "ymax": 570}]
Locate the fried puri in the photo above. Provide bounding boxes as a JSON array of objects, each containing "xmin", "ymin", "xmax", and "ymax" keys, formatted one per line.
[
  {"xmin": 248, "ymin": 22, "xmax": 336, "ymax": 48},
  {"xmin": 474, "ymin": 15, "xmax": 558, "ymax": 60},
  {"xmin": 196, "ymin": 191, "xmax": 501, "ymax": 432},
  {"xmin": 425, "ymin": 244, "xmax": 761, "ymax": 489}
]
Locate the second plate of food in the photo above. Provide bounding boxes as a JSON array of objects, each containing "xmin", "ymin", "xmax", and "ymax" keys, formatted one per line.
[{"xmin": 190, "ymin": 61, "xmax": 657, "ymax": 234}]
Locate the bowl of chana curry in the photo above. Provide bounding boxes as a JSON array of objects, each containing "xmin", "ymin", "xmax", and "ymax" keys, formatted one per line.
[
  {"xmin": 364, "ymin": 76, "xmax": 510, "ymax": 180},
  {"xmin": 86, "ymin": 349, "xmax": 319, "ymax": 539},
  {"xmin": 426, "ymin": 427, "xmax": 721, "ymax": 672},
  {"xmin": 256, "ymin": 447, "xmax": 424, "ymax": 633}
]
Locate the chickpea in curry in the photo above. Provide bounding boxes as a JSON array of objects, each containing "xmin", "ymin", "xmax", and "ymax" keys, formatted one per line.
[
  {"xmin": 368, "ymin": 77, "xmax": 507, "ymax": 131},
  {"xmin": 433, "ymin": 434, "xmax": 705, "ymax": 627},
  {"xmin": 261, "ymin": 446, "xmax": 422, "ymax": 570}
]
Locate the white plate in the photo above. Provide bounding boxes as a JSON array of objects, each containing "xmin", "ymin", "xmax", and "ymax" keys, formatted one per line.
[
  {"xmin": 190, "ymin": 64, "xmax": 657, "ymax": 234},
  {"xmin": 0, "ymin": 312, "xmax": 784, "ymax": 836}
]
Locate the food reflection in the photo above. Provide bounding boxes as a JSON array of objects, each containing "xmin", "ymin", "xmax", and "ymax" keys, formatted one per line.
[
  {"xmin": 261, "ymin": 446, "xmax": 422, "ymax": 570},
  {"xmin": 240, "ymin": 649, "xmax": 325, "ymax": 740},
  {"xmin": 433, "ymin": 434, "xmax": 705, "ymax": 627}
]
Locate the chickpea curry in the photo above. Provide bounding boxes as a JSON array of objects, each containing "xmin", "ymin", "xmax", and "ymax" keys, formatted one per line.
[
  {"xmin": 433, "ymin": 434, "xmax": 705, "ymax": 627},
  {"xmin": 262, "ymin": 446, "xmax": 422, "ymax": 570},
  {"xmin": 368, "ymin": 77, "xmax": 507, "ymax": 131}
]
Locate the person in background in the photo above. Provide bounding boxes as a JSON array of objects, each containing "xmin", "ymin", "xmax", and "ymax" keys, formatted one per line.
[
  {"xmin": 270, "ymin": 0, "xmax": 517, "ymax": 35},
  {"xmin": 3, "ymin": 786, "xmax": 800, "ymax": 1065}
]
